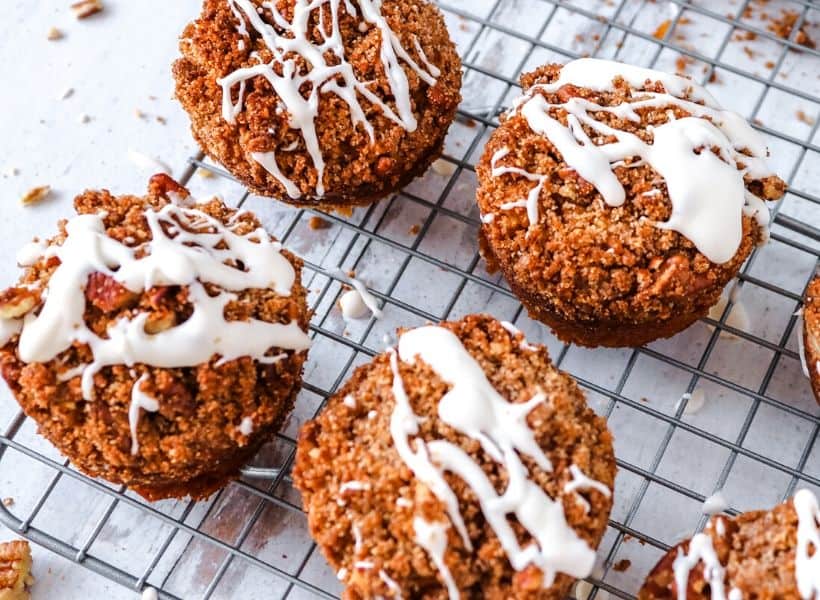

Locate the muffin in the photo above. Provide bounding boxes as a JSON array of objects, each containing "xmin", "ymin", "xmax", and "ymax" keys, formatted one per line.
[
  {"xmin": 173, "ymin": 0, "xmax": 462, "ymax": 211},
  {"xmin": 639, "ymin": 489, "xmax": 819, "ymax": 599},
  {"xmin": 803, "ymin": 274, "xmax": 820, "ymax": 405},
  {"xmin": 293, "ymin": 314, "xmax": 616, "ymax": 599},
  {"xmin": 0, "ymin": 174, "xmax": 311, "ymax": 501},
  {"xmin": 476, "ymin": 58, "xmax": 786, "ymax": 348}
]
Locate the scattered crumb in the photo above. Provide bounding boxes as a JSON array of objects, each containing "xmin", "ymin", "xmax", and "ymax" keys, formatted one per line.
[
  {"xmin": 78, "ymin": 114, "xmax": 91, "ymax": 124},
  {"xmin": 765, "ymin": 60, "xmax": 776, "ymax": 69},
  {"xmin": 409, "ymin": 224, "xmax": 421, "ymax": 236},
  {"xmin": 196, "ymin": 167, "xmax": 215, "ymax": 179},
  {"xmin": 1, "ymin": 498, "xmax": 13, "ymax": 508},
  {"xmin": 135, "ymin": 109, "xmax": 146, "ymax": 120},
  {"xmin": 653, "ymin": 19, "xmax": 671, "ymax": 40},
  {"xmin": 613, "ymin": 559, "xmax": 631, "ymax": 572},
  {"xmin": 58, "ymin": 87, "xmax": 74, "ymax": 101},
  {"xmin": 308, "ymin": 216, "xmax": 332, "ymax": 230},
  {"xmin": 796, "ymin": 109, "xmax": 816, "ymax": 126},
  {"xmin": 675, "ymin": 55, "xmax": 693, "ymax": 74},
  {"xmin": 742, "ymin": 46, "xmax": 756, "ymax": 59},
  {"xmin": 20, "ymin": 186, "xmax": 51, "ymax": 207},
  {"xmin": 155, "ymin": 116, "xmax": 167, "ymax": 125},
  {"xmin": 2, "ymin": 167, "xmax": 20, "ymax": 178},
  {"xmin": 768, "ymin": 9, "xmax": 816, "ymax": 49},
  {"xmin": 431, "ymin": 158, "xmax": 457, "ymax": 177},
  {"xmin": 46, "ymin": 27, "xmax": 64, "ymax": 41},
  {"xmin": 71, "ymin": 0, "xmax": 104, "ymax": 20}
]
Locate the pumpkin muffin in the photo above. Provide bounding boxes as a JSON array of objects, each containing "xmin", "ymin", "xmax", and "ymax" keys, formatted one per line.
[
  {"xmin": 173, "ymin": 0, "xmax": 462, "ymax": 211},
  {"xmin": 803, "ymin": 274, "xmax": 820, "ymax": 405},
  {"xmin": 293, "ymin": 314, "xmax": 616, "ymax": 599},
  {"xmin": 476, "ymin": 59, "xmax": 786, "ymax": 347},
  {"xmin": 0, "ymin": 174, "xmax": 311, "ymax": 501}
]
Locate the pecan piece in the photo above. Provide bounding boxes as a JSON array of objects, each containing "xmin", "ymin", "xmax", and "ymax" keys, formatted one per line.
[
  {"xmin": 85, "ymin": 273, "xmax": 138, "ymax": 313},
  {"xmin": 0, "ymin": 539, "xmax": 34, "ymax": 599},
  {"xmin": 71, "ymin": 0, "xmax": 103, "ymax": 19},
  {"xmin": 0, "ymin": 288, "xmax": 39, "ymax": 319}
]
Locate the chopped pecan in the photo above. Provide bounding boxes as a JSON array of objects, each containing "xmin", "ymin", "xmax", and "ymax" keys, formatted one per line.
[
  {"xmin": 0, "ymin": 288, "xmax": 39, "ymax": 319},
  {"xmin": 0, "ymin": 539, "xmax": 33, "ymax": 599},
  {"xmin": 148, "ymin": 173, "xmax": 189, "ymax": 200},
  {"xmin": 71, "ymin": 0, "xmax": 103, "ymax": 19},
  {"xmin": 85, "ymin": 273, "xmax": 138, "ymax": 313},
  {"xmin": 144, "ymin": 311, "xmax": 176, "ymax": 334},
  {"xmin": 556, "ymin": 83, "xmax": 581, "ymax": 103}
]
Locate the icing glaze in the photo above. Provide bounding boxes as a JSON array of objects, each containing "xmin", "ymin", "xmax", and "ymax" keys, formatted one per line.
[
  {"xmin": 413, "ymin": 517, "xmax": 458, "ymax": 599},
  {"xmin": 1, "ymin": 198, "xmax": 311, "ymax": 403},
  {"xmin": 378, "ymin": 569, "xmax": 404, "ymax": 599},
  {"xmin": 495, "ymin": 58, "xmax": 775, "ymax": 264},
  {"xmin": 129, "ymin": 374, "xmax": 160, "ymax": 455},
  {"xmin": 672, "ymin": 532, "xmax": 728, "ymax": 600},
  {"xmin": 333, "ymin": 269, "xmax": 384, "ymax": 319},
  {"xmin": 220, "ymin": 0, "xmax": 440, "ymax": 199},
  {"xmin": 389, "ymin": 326, "xmax": 602, "ymax": 595},
  {"xmin": 794, "ymin": 489, "xmax": 819, "ymax": 600},
  {"xmin": 564, "ymin": 465, "xmax": 612, "ymax": 514}
]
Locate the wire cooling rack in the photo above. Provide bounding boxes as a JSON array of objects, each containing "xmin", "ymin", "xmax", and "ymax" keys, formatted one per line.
[{"xmin": 0, "ymin": 0, "xmax": 819, "ymax": 598}]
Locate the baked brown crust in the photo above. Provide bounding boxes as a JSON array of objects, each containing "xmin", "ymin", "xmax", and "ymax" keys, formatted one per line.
[
  {"xmin": 804, "ymin": 274, "xmax": 820, "ymax": 405},
  {"xmin": 0, "ymin": 540, "xmax": 33, "ymax": 600},
  {"xmin": 0, "ymin": 175, "xmax": 310, "ymax": 501},
  {"xmin": 173, "ymin": 0, "xmax": 462, "ymax": 211},
  {"xmin": 293, "ymin": 314, "xmax": 616, "ymax": 599},
  {"xmin": 639, "ymin": 498, "xmax": 803, "ymax": 599},
  {"xmin": 476, "ymin": 64, "xmax": 786, "ymax": 348}
]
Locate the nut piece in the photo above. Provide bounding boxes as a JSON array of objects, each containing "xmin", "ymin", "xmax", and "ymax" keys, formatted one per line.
[
  {"xmin": 144, "ymin": 311, "xmax": 176, "ymax": 335},
  {"xmin": 85, "ymin": 273, "xmax": 138, "ymax": 313},
  {"xmin": 0, "ymin": 540, "xmax": 34, "ymax": 599},
  {"xmin": 71, "ymin": 0, "xmax": 104, "ymax": 19},
  {"xmin": 0, "ymin": 288, "xmax": 39, "ymax": 320},
  {"xmin": 46, "ymin": 27, "xmax": 63, "ymax": 41},
  {"xmin": 19, "ymin": 186, "xmax": 51, "ymax": 207}
]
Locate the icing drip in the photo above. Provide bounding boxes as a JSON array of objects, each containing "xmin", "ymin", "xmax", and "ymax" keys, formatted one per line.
[
  {"xmin": 129, "ymin": 374, "xmax": 160, "ymax": 455},
  {"xmin": 564, "ymin": 465, "xmax": 612, "ymax": 514},
  {"xmin": 0, "ymin": 320, "xmax": 22, "ymax": 347},
  {"xmin": 389, "ymin": 326, "xmax": 599, "ymax": 594},
  {"xmin": 413, "ymin": 517, "xmax": 458, "ymax": 599},
  {"xmin": 794, "ymin": 489, "xmax": 820, "ymax": 600},
  {"xmin": 497, "ymin": 58, "xmax": 775, "ymax": 264},
  {"xmin": 672, "ymin": 533, "xmax": 729, "ymax": 600},
  {"xmin": 220, "ymin": 0, "xmax": 440, "ymax": 198},
  {"xmin": 2, "ymin": 200, "xmax": 311, "ymax": 401},
  {"xmin": 378, "ymin": 569, "xmax": 404, "ymax": 599}
]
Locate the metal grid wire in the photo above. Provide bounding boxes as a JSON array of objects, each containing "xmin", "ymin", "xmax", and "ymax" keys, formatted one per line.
[{"xmin": 1, "ymin": 0, "xmax": 819, "ymax": 598}]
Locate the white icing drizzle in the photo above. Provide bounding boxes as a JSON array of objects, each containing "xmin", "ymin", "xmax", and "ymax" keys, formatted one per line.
[
  {"xmin": 16, "ymin": 240, "xmax": 47, "ymax": 267},
  {"xmin": 56, "ymin": 363, "xmax": 89, "ymax": 383},
  {"xmin": 672, "ymin": 532, "xmax": 729, "ymax": 600},
  {"xmin": 129, "ymin": 374, "xmax": 160, "ymax": 456},
  {"xmin": 352, "ymin": 521, "xmax": 364, "ymax": 555},
  {"xmin": 728, "ymin": 589, "xmax": 743, "ymax": 600},
  {"xmin": 337, "ymin": 567, "xmax": 349, "ymax": 581},
  {"xmin": 378, "ymin": 569, "xmax": 404, "ymax": 599},
  {"xmin": 0, "ymin": 320, "xmax": 22, "ymax": 347},
  {"xmin": 413, "ymin": 517, "xmax": 458, "ymax": 599},
  {"xmin": 343, "ymin": 394, "xmax": 357, "ymax": 408},
  {"xmin": 499, "ymin": 320, "xmax": 539, "ymax": 352},
  {"xmin": 333, "ymin": 270, "xmax": 384, "ymax": 319},
  {"xmin": 0, "ymin": 199, "xmax": 311, "ymax": 401},
  {"xmin": 794, "ymin": 489, "xmax": 820, "ymax": 600},
  {"xmin": 389, "ymin": 326, "xmax": 600, "ymax": 594},
  {"xmin": 340, "ymin": 480, "xmax": 371, "ymax": 494},
  {"xmin": 702, "ymin": 491, "xmax": 729, "ymax": 516},
  {"xmin": 564, "ymin": 465, "xmax": 612, "ymax": 514},
  {"xmin": 497, "ymin": 58, "xmax": 775, "ymax": 264},
  {"xmin": 396, "ymin": 497, "xmax": 412, "ymax": 508},
  {"xmin": 220, "ymin": 0, "xmax": 440, "ymax": 199},
  {"xmin": 490, "ymin": 148, "xmax": 547, "ymax": 228},
  {"xmin": 237, "ymin": 416, "xmax": 254, "ymax": 436},
  {"xmin": 340, "ymin": 289, "xmax": 371, "ymax": 321}
]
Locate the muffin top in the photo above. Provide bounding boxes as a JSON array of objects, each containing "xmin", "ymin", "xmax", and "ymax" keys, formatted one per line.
[
  {"xmin": 174, "ymin": 0, "xmax": 462, "ymax": 204},
  {"xmin": 0, "ymin": 174, "xmax": 311, "ymax": 462},
  {"xmin": 804, "ymin": 275, "xmax": 820, "ymax": 403},
  {"xmin": 294, "ymin": 314, "xmax": 616, "ymax": 599},
  {"xmin": 477, "ymin": 59, "xmax": 786, "ymax": 326},
  {"xmin": 639, "ymin": 489, "xmax": 819, "ymax": 600}
]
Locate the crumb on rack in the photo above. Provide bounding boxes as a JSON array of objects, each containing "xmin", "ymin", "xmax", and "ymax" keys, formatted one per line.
[
  {"xmin": 308, "ymin": 216, "xmax": 332, "ymax": 230},
  {"xmin": 797, "ymin": 109, "xmax": 816, "ymax": 126},
  {"xmin": 1, "ymin": 498, "xmax": 13, "ymax": 508},
  {"xmin": 409, "ymin": 224, "xmax": 421, "ymax": 236},
  {"xmin": 135, "ymin": 109, "xmax": 146, "ymax": 119},
  {"xmin": 71, "ymin": 0, "xmax": 104, "ymax": 20},
  {"xmin": 20, "ymin": 186, "xmax": 51, "ymax": 207},
  {"xmin": 768, "ymin": 9, "xmax": 816, "ymax": 49},
  {"xmin": 196, "ymin": 167, "xmax": 215, "ymax": 179},
  {"xmin": 653, "ymin": 19, "xmax": 671, "ymax": 40},
  {"xmin": 613, "ymin": 559, "xmax": 632, "ymax": 572},
  {"xmin": 58, "ymin": 87, "xmax": 74, "ymax": 101},
  {"xmin": 78, "ymin": 114, "xmax": 91, "ymax": 124},
  {"xmin": 156, "ymin": 116, "xmax": 167, "ymax": 125},
  {"xmin": 46, "ymin": 27, "xmax": 64, "ymax": 41}
]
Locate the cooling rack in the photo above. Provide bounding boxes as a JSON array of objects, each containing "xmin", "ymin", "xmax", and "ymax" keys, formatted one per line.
[{"xmin": 0, "ymin": 0, "xmax": 819, "ymax": 598}]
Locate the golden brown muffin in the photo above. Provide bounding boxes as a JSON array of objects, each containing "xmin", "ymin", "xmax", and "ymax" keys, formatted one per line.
[
  {"xmin": 0, "ymin": 541, "xmax": 33, "ymax": 600},
  {"xmin": 173, "ymin": 0, "xmax": 462, "ymax": 211},
  {"xmin": 476, "ymin": 59, "xmax": 786, "ymax": 348},
  {"xmin": 0, "ymin": 174, "xmax": 311, "ymax": 501},
  {"xmin": 804, "ymin": 275, "xmax": 820, "ymax": 405},
  {"xmin": 293, "ymin": 314, "xmax": 616, "ymax": 599},
  {"xmin": 638, "ymin": 489, "xmax": 819, "ymax": 600}
]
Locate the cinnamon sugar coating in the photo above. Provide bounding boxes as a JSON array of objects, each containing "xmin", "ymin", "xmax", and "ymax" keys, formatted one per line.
[
  {"xmin": 639, "ymin": 498, "xmax": 804, "ymax": 599},
  {"xmin": 173, "ymin": 0, "xmax": 462, "ymax": 211},
  {"xmin": 476, "ymin": 64, "xmax": 786, "ymax": 348},
  {"xmin": 0, "ymin": 175, "xmax": 310, "ymax": 501},
  {"xmin": 804, "ymin": 274, "xmax": 820, "ymax": 405},
  {"xmin": 293, "ymin": 314, "xmax": 616, "ymax": 599}
]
